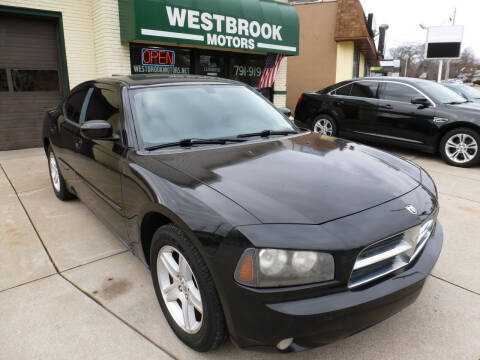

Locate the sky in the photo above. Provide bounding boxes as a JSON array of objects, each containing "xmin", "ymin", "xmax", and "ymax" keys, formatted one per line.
[{"xmin": 359, "ymin": 0, "xmax": 480, "ymax": 58}]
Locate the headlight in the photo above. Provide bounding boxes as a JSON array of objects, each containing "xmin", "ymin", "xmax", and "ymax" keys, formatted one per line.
[
  {"xmin": 418, "ymin": 218, "xmax": 435, "ymax": 245},
  {"xmin": 234, "ymin": 248, "xmax": 335, "ymax": 288},
  {"xmin": 410, "ymin": 217, "xmax": 436, "ymax": 260}
]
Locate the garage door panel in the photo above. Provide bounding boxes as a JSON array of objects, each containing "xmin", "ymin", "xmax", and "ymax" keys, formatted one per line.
[
  {"xmin": 0, "ymin": 14, "xmax": 63, "ymax": 150},
  {"xmin": 0, "ymin": 15, "xmax": 58, "ymax": 70}
]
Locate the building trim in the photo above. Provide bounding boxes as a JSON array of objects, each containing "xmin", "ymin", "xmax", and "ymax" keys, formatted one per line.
[{"xmin": 0, "ymin": 5, "xmax": 70, "ymax": 95}]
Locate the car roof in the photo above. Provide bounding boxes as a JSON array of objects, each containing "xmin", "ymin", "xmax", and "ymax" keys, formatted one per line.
[
  {"xmin": 349, "ymin": 77, "xmax": 436, "ymax": 86},
  {"xmin": 94, "ymin": 74, "xmax": 244, "ymax": 88}
]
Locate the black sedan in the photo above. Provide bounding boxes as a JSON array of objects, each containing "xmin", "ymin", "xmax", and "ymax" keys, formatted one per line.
[
  {"xmin": 295, "ymin": 77, "xmax": 480, "ymax": 167},
  {"xmin": 43, "ymin": 75, "xmax": 442, "ymax": 352}
]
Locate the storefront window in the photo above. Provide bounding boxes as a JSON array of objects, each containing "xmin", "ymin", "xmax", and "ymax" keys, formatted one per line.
[
  {"xmin": 0, "ymin": 70, "xmax": 8, "ymax": 91},
  {"xmin": 128, "ymin": 43, "xmax": 271, "ymax": 100},
  {"xmin": 230, "ymin": 55, "xmax": 265, "ymax": 88},
  {"xmin": 11, "ymin": 70, "xmax": 59, "ymax": 91},
  {"xmin": 130, "ymin": 44, "xmax": 191, "ymax": 75},
  {"xmin": 198, "ymin": 54, "xmax": 227, "ymax": 78}
]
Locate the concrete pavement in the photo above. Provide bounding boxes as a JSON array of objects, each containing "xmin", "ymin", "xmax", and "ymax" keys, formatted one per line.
[{"xmin": 0, "ymin": 147, "xmax": 479, "ymax": 359}]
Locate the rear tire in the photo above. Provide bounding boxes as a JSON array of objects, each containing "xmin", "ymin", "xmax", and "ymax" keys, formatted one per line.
[
  {"xmin": 47, "ymin": 146, "xmax": 75, "ymax": 200},
  {"xmin": 439, "ymin": 128, "xmax": 480, "ymax": 167},
  {"xmin": 150, "ymin": 224, "xmax": 227, "ymax": 352},
  {"xmin": 311, "ymin": 114, "xmax": 337, "ymax": 136}
]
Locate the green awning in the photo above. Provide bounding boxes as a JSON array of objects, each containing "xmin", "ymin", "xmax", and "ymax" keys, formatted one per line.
[{"xmin": 118, "ymin": 0, "xmax": 299, "ymax": 55}]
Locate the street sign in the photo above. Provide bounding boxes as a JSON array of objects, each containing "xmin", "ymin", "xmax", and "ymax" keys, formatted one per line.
[{"xmin": 425, "ymin": 26, "xmax": 463, "ymax": 59}]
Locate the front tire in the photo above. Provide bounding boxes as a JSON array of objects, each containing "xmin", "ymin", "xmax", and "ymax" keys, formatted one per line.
[
  {"xmin": 311, "ymin": 114, "xmax": 337, "ymax": 136},
  {"xmin": 47, "ymin": 146, "xmax": 75, "ymax": 200},
  {"xmin": 150, "ymin": 224, "xmax": 227, "ymax": 352},
  {"xmin": 440, "ymin": 128, "xmax": 480, "ymax": 167}
]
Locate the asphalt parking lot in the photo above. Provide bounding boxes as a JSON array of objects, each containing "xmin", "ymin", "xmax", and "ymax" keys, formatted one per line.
[{"xmin": 0, "ymin": 146, "xmax": 479, "ymax": 360}]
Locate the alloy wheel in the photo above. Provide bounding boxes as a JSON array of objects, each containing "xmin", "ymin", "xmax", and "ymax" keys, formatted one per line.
[
  {"xmin": 313, "ymin": 118, "xmax": 334, "ymax": 136},
  {"xmin": 445, "ymin": 133, "xmax": 478, "ymax": 164},
  {"xmin": 157, "ymin": 245, "xmax": 203, "ymax": 334},
  {"xmin": 49, "ymin": 152, "xmax": 61, "ymax": 192}
]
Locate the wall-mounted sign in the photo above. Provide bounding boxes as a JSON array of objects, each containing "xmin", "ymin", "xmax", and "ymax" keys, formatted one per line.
[
  {"xmin": 425, "ymin": 26, "xmax": 463, "ymax": 59},
  {"xmin": 142, "ymin": 48, "xmax": 175, "ymax": 66},
  {"xmin": 119, "ymin": 0, "xmax": 299, "ymax": 55}
]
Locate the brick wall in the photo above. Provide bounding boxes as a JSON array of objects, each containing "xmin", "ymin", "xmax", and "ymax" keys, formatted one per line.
[{"xmin": 91, "ymin": 0, "xmax": 131, "ymax": 79}]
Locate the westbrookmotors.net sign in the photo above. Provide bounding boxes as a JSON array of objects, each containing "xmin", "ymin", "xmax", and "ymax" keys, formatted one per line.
[{"xmin": 119, "ymin": 0, "xmax": 300, "ymax": 55}]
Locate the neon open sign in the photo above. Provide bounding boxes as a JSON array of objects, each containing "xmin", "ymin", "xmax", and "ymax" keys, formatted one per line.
[{"xmin": 142, "ymin": 48, "xmax": 176, "ymax": 66}]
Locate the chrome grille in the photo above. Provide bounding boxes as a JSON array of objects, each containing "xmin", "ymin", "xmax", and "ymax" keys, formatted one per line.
[{"xmin": 349, "ymin": 217, "xmax": 436, "ymax": 289}]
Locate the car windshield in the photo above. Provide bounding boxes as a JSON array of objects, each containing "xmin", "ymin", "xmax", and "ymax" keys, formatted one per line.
[
  {"xmin": 458, "ymin": 85, "xmax": 480, "ymax": 99},
  {"xmin": 417, "ymin": 81, "xmax": 468, "ymax": 104},
  {"xmin": 131, "ymin": 84, "xmax": 295, "ymax": 147}
]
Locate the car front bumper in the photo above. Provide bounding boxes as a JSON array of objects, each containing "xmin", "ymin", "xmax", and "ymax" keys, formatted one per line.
[{"xmin": 225, "ymin": 223, "xmax": 443, "ymax": 351}]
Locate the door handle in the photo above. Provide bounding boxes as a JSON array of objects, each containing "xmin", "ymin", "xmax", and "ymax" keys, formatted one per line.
[
  {"xmin": 74, "ymin": 137, "xmax": 82, "ymax": 150},
  {"xmin": 380, "ymin": 104, "xmax": 393, "ymax": 110},
  {"xmin": 335, "ymin": 100, "xmax": 345, "ymax": 106}
]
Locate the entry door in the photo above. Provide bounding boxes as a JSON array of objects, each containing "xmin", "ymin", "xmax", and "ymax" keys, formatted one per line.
[
  {"xmin": 198, "ymin": 53, "xmax": 228, "ymax": 77},
  {"xmin": 0, "ymin": 14, "xmax": 62, "ymax": 150},
  {"xmin": 377, "ymin": 82, "xmax": 436, "ymax": 145},
  {"xmin": 71, "ymin": 83, "xmax": 128, "ymax": 240},
  {"xmin": 56, "ymin": 86, "xmax": 91, "ymax": 187}
]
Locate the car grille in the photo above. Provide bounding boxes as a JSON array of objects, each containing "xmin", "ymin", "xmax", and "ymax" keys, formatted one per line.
[{"xmin": 348, "ymin": 217, "xmax": 436, "ymax": 289}]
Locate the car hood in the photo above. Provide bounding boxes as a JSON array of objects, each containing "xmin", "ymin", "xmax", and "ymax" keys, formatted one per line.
[
  {"xmin": 150, "ymin": 133, "xmax": 421, "ymax": 224},
  {"xmin": 449, "ymin": 102, "xmax": 480, "ymax": 111}
]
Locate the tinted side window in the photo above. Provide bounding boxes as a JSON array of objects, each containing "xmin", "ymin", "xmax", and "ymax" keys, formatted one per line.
[
  {"xmin": 333, "ymin": 83, "xmax": 353, "ymax": 96},
  {"xmin": 85, "ymin": 86, "xmax": 121, "ymax": 137},
  {"xmin": 381, "ymin": 83, "xmax": 420, "ymax": 103},
  {"xmin": 64, "ymin": 89, "xmax": 88, "ymax": 123},
  {"xmin": 351, "ymin": 81, "xmax": 378, "ymax": 98}
]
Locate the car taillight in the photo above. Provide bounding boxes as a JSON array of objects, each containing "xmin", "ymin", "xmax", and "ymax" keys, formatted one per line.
[{"xmin": 297, "ymin": 95, "xmax": 303, "ymax": 105}]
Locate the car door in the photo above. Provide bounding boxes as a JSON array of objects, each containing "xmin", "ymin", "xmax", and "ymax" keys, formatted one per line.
[
  {"xmin": 56, "ymin": 86, "xmax": 92, "ymax": 187},
  {"xmin": 329, "ymin": 81, "xmax": 378, "ymax": 135},
  {"xmin": 69, "ymin": 82, "xmax": 129, "ymax": 240},
  {"xmin": 345, "ymin": 81, "xmax": 379, "ymax": 135},
  {"xmin": 376, "ymin": 82, "xmax": 436, "ymax": 145}
]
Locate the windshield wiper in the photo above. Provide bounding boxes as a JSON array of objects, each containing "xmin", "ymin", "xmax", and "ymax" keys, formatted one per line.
[
  {"xmin": 145, "ymin": 138, "xmax": 246, "ymax": 151},
  {"xmin": 237, "ymin": 129, "xmax": 298, "ymax": 138}
]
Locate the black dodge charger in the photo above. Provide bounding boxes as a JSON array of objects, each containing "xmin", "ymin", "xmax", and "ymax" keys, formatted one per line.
[
  {"xmin": 295, "ymin": 77, "xmax": 480, "ymax": 167},
  {"xmin": 43, "ymin": 75, "xmax": 442, "ymax": 352}
]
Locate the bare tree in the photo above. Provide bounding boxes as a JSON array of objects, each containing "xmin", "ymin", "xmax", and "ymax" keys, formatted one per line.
[
  {"xmin": 449, "ymin": 48, "xmax": 479, "ymax": 80},
  {"xmin": 389, "ymin": 44, "xmax": 479, "ymax": 80},
  {"xmin": 389, "ymin": 44, "xmax": 424, "ymax": 77}
]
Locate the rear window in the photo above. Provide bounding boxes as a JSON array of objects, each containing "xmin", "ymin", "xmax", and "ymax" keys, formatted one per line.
[
  {"xmin": 332, "ymin": 83, "xmax": 353, "ymax": 96},
  {"xmin": 351, "ymin": 81, "xmax": 378, "ymax": 98}
]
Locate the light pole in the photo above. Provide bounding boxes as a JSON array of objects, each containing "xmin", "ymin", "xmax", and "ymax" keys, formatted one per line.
[{"xmin": 445, "ymin": 8, "xmax": 457, "ymax": 80}]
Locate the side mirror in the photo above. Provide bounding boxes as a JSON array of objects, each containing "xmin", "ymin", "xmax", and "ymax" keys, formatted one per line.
[
  {"xmin": 277, "ymin": 107, "xmax": 292, "ymax": 117},
  {"xmin": 411, "ymin": 96, "xmax": 431, "ymax": 107},
  {"xmin": 80, "ymin": 120, "xmax": 113, "ymax": 140}
]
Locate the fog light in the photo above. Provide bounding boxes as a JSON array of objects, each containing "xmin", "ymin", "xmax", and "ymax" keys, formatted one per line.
[{"xmin": 276, "ymin": 337, "xmax": 293, "ymax": 350}]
